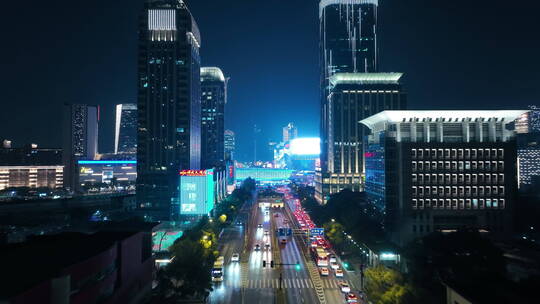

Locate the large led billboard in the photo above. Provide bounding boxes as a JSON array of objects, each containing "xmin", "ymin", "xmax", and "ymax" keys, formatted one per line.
[
  {"xmin": 179, "ymin": 170, "xmax": 215, "ymax": 215},
  {"xmin": 289, "ymin": 138, "xmax": 320, "ymax": 156}
]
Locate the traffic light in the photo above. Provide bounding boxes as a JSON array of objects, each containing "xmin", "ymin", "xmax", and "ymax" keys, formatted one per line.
[
  {"xmin": 343, "ymin": 262, "xmax": 349, "ymax": 270},
  {"xmin": 271, "ymin": 260, "xmax": 274, "ymax": 268},
  {"xmin": 263, "ymin": 260, "xmax": 266, "ymax": 268},
  {"xmin": 295, "ymin": 262, "xmax": 300, "ymax": 270}
]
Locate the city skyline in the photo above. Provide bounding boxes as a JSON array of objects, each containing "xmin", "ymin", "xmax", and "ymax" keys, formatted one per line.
[
  {"xmin": 1, "ymin": 1, "xmax": 540, "ymax": 303},
  {"xmin": 1, "ymin": 0, "xmax": 539, "ymax": 161}
]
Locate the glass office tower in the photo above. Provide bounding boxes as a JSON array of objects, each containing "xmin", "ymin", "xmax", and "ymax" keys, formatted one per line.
[
  {"xmin": 115, "ymin": 104, "xmax": 137, "ymax": 154},
  {"xmin": 200, "ymin": 67, "xmax": 227, "ymax": 169},
  {"xmin": 137, "ymin": 0, "xmax": 201, "ymax": 220}
]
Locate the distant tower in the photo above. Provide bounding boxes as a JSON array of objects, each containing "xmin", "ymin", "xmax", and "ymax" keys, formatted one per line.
[
  {"xmin": 253, "ymin": 125, "xmax": 262, "ymax": 162},
  {"xmin": 282, "ymin": 123, "xmax": 298, "ymax": 142},
  {"xmin": 224, "ymin": 130, "xmax": 235, "ymax": 161},
  {"xmin": 62, "ymin": 104, "xmax": 99, "ymax": 190},
  {"xmin": 137, "ymin": 0, "xmax": 202, "ymax": 220},
  {"xmin": 201, "ymin": 67, "xmax": 227, "ymax": 169},
  {"xmin": 114, "ymin": 104, "xmax": 137, "ymax": 154}
]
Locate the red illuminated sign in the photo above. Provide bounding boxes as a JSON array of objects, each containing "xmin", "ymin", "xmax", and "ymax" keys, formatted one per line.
[
  {"xmin": 364, "ymin": 152, "xmax": 375, "ymax": 158},
  {"xmin": 229, "ymin": 166, "xmax": 234, "ymax": 178},
  {"xmin": 179, "ymin": 170, "xmax": 207, "ymax": 176}
]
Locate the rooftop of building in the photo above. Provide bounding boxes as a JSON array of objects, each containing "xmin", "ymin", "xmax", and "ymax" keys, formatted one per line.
[
  {"xmin": 329, "ymin": 72, "xmax": 403, "ymax": 87},
  {"xmin": 201, "ymin": 67, "xmax": 225, "ymax": 82},
  {"xmin": 320, "ymin": 0, "xmax": 379, "ymax": 17},
  {"xmin": 360, "ymin": 110, "xmax": 528, "ymax": 130},
  {"xmin": 0, "ymin": 230, "xmax": 142, "ymax": 299}
]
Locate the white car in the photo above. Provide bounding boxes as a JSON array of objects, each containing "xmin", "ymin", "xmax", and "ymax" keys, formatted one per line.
[
  {"xmin": 330, "ymin": 262, "xmax": 339, "ymax": 270},
  {"xmin": 339, "ymin": 281, "xmax": 351, "ymax": 293},
  {"xmin": 319, "ymin": 267, "xmax": 329, "ymax": 276},
  {"xmin": 335, "ymin": 268, "xmax": 344, "ymax": 277},
  {"xmin": 329, "ymin": 255, "xmax": 337, "ymax": 263},
  {"xmin": 231, "ymin": 253, "xmax": 240, "ymax": 262}
]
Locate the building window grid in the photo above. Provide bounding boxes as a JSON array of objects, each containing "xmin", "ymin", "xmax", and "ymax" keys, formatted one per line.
[{"xmin": 410, "ymin": 148, "xmax": 506, "ymax": 210}]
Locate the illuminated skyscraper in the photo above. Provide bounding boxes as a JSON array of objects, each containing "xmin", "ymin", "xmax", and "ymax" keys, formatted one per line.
[
  {"xmin": 114, "ymin": 103, "xmax": 137, "ymax": 154},
  {"xmin": 201, "ymin": 67, "xmax": 227, "ymax": 169},
  {"xmin": 316, "ymin": 73, "xmax": 406, "ymax": 203},
  {"xmin": 320, "ymin": 0, "xmax": 378, "ymax": 88},
  {"xmin": 224, "ymin": 130, "xmax": 235, "ymax": 161},
  {"xmin": 137, "ymin": 0, "xmax": 201, "ymax": 220},
  {"xmin": 282, "ymin": 123, "xmax": 298, "ymax": 142},
  {"xmin": 317, "ymin": 0, "xmax": 406, "ymax": 204}
]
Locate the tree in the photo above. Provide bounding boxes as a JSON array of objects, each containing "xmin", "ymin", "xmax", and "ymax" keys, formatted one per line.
[
  {"xmin": 365, "ymin": 265, "xmax": 412, "ymax": 304},
  {"xmin": 323, "ymin": 221, "xmax": 345, "ymax": 247}
]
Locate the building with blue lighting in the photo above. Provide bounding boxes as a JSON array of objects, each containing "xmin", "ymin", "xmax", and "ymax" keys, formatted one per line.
[{"xmin": 235, "ymin": 168, "xmax": 293, "ymax": 185}]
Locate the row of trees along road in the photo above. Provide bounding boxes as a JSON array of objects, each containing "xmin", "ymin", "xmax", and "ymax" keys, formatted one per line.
[{"xmin": 154, "ymin": 178, "xmax": 256, "ymax": 302}]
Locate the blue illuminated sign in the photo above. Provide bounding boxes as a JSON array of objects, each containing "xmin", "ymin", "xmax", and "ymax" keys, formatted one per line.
[
  {"xmin": 179, "ymin": 169, "xmax": 215, "ymax": 215},
  {"xmin": 310, "ymin": 228, "xmax": 324, "ymax": 236},
  {"xmin": 78, "ymin": 160, "xmax": 137, "ymax": 165}
]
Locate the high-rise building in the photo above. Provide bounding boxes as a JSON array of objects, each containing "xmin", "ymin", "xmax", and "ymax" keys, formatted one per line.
[
  {"xmin": 361, "ymin": 110, "xmax": 525, "ymax": 245},
  {"xmin": 224, "ymin": 130, "xmax": 235, "ymax": 161},
  {"xmin": 316, "ymin": 73, "xmax": 406, "ymax": 203},
  {"xmin": 114, "ymin": 104, "xmax": 137, "ymax": 154},
  {"xmin": 282, "ymin": 123, "xmax": 298, "ymax": 142},
  {"xmin": 137, "ymin": 0, "xmax": 202, "ymax": 220},
  {"xmin": 320, "ymin": 0, "xmax": 378, "ymax": 77},
  {"xmin": 515, "ymin": 107, "xmax": 540, "ymax": 190},
  {"xmin": 200, "ymin": 67, "xmax": 227, "ymax": 169},
  {"xmin": 62, "ymin": 104, "xmax": 99, "ymax": 190},
  {"xmin": 317, "ymin": 0, "xmax": 394, "ymax": 204}
]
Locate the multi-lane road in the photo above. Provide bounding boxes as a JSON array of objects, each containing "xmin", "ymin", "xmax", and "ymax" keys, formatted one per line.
[{"xmin": 208, "ymin": 186, "xmax": 364, "ymax": 304}]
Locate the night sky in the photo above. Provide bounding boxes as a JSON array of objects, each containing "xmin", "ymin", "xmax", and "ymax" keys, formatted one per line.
[{"xmin": 1, "ymin": 0, "xmax": 539, "ymax": 161}]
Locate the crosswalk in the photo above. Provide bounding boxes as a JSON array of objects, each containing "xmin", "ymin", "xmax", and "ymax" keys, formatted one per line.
[{"xmin": 222, "ymin": 278, "xmax": 356, "ymax": 290}]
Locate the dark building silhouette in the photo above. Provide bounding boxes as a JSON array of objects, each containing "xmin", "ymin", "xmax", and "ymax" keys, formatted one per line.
[
  {"xmin": 114, "ymin": 104, "xmax": 137, "ymax": 154},
  {"xmin": 62, "ymin": 104, "xmax": 99, "ymax": 191},
  {"xmin": 0, "ymin": 230, "xmax": 153, "ymax": 304},
  {"xmin": 137, "ymin": 0, "xmax": 202, "ymax": 220},
  {"xmin": 200, "ymin": 67, "xmax": 226, "ymax": 169}
]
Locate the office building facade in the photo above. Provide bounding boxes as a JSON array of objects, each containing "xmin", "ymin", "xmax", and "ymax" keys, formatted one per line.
[
  {"xmin": 224, "ymin": 129, "xmax": 235, "ymax": 161},
  {"xmin": 361, "ymin": 110, "xmax": 525, "ymax": 245},
  {"xmin": 316, "ymin": 73, "xmax": 406, "ymax": 203},
  {"xmin": 62, "ymin": 104, "xmax": 99, "ymax": 190},
  {"xmin": 115, "ymin": 103, "xmax": 137, "ymax": 154},
  {"xmin": 515, "ymin": 107, "xmax": 540, "ymax": 190},
  {"xmin": 201, "ymin": 67, "xmax": 227, "ymax": 169},
  {"xmin": 516, "ymin": 132, "xmax": 540, "ymax": 190},
  {"xmin": 137, "ymin": 0, "xmax": 202, "ymax": 220}
]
